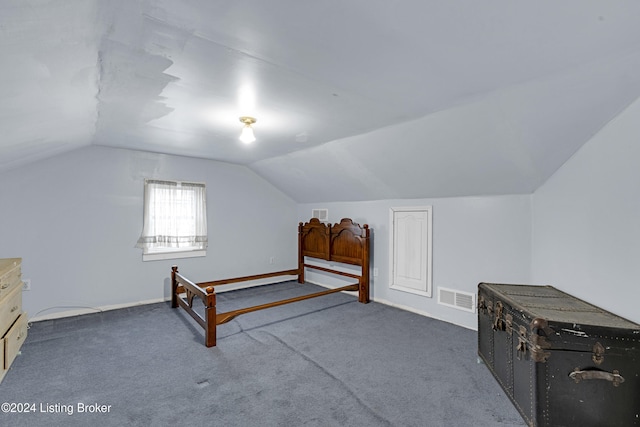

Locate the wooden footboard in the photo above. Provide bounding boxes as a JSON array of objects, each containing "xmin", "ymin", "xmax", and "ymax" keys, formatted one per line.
[
  {"xmin": 171, "ymin": 266, "xmax": 299, "ymax": 347},
  {"xmin": 171, "ymin": 218, "xmax": 371, "ymax": 347}
]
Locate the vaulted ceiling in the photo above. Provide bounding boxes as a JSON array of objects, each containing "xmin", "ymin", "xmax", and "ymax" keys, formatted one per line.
[{"xmin": 2, "ymin": 1, "xmax": 639, "ymax": 202}]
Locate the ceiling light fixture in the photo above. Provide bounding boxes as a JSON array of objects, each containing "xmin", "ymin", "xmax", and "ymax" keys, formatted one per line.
[{"xmin": 239, "ymin": 116, "xmax": 257, "ymax": 144}]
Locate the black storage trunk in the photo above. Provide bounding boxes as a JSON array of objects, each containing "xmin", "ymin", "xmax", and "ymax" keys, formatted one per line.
[{"xmin": 477, "ymin": 283, "xmax": 640, "ymax": 427}]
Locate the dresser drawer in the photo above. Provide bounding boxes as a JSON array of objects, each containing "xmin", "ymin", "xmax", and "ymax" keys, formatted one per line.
[
  {"xmin": 0, "ymin": 335, "xmax": 4, "ymax": 374},
  {"xmin": 0, "ymin": 261, "xmax": 21, "ymax": 301},
  {"xmin": 4, "ymin": 312, "xmax": 28, "ymax": 369},
  {"xmin": 0, "ymin": 286, "xmax": 22, "ymax": 334}
]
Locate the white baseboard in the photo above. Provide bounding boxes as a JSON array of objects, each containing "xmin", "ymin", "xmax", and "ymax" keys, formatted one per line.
[
  {"xmin": 28, "ymin": 275, "xmax": 299, "ymax": 323},
  {"xmin": 307, "ymin": 279, "xmax": 477, "ymax": 331},
  {"xmin": 29, "ymin": 297, "xmax": 169, "ymax": 322},
  {"xmin": 29, "ymin": 277, "xmax": 477, "ymax": 332},
  {"xmin": 372, "ymin": 296, "xmax": 477, "ymax": 331}
]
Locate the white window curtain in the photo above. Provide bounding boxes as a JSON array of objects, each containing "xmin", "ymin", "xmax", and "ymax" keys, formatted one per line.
[{"xmin": 136, "ymin": 179, "xmax": 208, "ymax": 253}]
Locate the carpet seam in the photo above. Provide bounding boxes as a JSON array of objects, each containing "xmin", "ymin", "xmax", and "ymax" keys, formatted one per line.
[{"xmin": 250, "ymin": 330, "xmax": 394, "ymax": 427}]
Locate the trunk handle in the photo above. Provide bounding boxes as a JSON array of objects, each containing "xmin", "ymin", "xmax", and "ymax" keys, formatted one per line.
[{"xmin": 569, "ymin": 369, "xmax": 625, "ymax": 387}]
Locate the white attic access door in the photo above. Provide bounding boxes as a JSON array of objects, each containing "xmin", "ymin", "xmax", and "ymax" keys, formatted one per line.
[{"xmin": 389, "ymin": 206, "xmax": 433, "ymax": 297}]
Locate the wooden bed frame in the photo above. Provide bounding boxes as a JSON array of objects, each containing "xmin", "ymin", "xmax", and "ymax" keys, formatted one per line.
[{"xmin": 170, "ymin": 218, "xmax": 371, "ymax": 347}]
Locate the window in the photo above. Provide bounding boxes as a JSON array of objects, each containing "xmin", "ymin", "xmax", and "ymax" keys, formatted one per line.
[{"xmin": 136, "ymin": 179, "xmax": 208, "ymax": 261}]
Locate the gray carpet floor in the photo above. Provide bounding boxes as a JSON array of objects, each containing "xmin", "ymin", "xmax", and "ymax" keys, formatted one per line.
[{"xmin": 0, "ymin": 281, "xmax": 525, "ymax": 426}]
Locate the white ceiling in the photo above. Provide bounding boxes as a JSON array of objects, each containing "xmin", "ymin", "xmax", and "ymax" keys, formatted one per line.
[{"xmin": 2, "ymin": 1, "xmax": 639, "ymax": 202}]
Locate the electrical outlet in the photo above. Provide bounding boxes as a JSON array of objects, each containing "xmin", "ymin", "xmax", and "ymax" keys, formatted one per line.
[
  {"xmin": 373, "ymin": 268, "xmax": 379, "ymax": 277},
  {"xmin": 23, "ymin": 279, "xmax": 31, "ymax": 291},
  {"xmin": 269, "ymin": 256, "xmax": 275, "ymax": 265}
]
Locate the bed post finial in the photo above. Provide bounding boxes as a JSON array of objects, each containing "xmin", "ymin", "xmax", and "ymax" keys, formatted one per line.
[
  {"xmin": 298, "ymin": 221, "xmax": 305, "ymax": 283},
  {"xmin": 361, "ymin": 226, "xmax": 370, "ymax": 303},
  {"xmin": 171, "ymin": 265, "xmax": 179, "ymax": 308}
]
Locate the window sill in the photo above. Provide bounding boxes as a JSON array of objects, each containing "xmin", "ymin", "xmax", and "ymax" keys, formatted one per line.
[{"xmin": 142, "ymin": 249, "xmax": 206, "ymax": 262}]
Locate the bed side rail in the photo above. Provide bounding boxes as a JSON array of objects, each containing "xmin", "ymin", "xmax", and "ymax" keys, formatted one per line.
[
  {"xmin": 197, "ymin": 269, "xmax": 299, "ymax": 288},
  {"xmin": 216, "ymin": 282, "xmax": 359, "ymax": 325}
]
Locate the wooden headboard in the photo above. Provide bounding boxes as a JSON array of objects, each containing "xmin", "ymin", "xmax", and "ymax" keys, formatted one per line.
[
  {"xmin": 299, "ymin": 218, "xmax": 369, "ymax": 265},
  {"xmin": 298, "ymin": 218, "xmax": 370, "ymax": 302}
]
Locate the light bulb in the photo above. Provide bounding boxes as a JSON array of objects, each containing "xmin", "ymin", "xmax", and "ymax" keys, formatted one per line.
[{"xmin": 239, "ymin": 124, "xmax": 256, "ymax": 144}]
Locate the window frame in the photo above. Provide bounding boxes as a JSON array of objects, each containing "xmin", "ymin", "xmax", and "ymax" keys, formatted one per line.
[{"xmin": 137, "ymin": 179, "xmax": 208, "ymax": 262}]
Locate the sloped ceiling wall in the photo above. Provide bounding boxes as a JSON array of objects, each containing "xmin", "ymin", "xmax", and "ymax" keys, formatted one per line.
[
  {"xmin": 1, "ymin": 1, "xmax": 640, "ymax": 202},
  {"xmin": 0, "ymin": 1, "xmax": 99, "ymax": 170},
  {"xmin": 253, "ymin": 49, "xmax": 640, "ymax": 202}
]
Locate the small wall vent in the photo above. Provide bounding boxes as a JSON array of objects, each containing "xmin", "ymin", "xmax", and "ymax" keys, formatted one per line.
[
  {"xmin": 438, "ymin": 287, "xmax": 475, "ymax": 313},
  {"xmin": 312, "ymin": 208, "xmax": 329, "ymax": 222}
]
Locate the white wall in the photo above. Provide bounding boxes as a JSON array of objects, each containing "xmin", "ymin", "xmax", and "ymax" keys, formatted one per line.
[
  {"xmin": 532, "ymin": 98, "xmax": 640, "ymax": 324},
  {"xmin": 5, "ymin": 95, "xmax": 636, "ymax": 332},
  {"xmin": 298, "ymin": 195, "xmax": 532, "ymax": 330},
  {"xmin": 0, "ymin": 145, "xmax": 297, "ymax": 320}
]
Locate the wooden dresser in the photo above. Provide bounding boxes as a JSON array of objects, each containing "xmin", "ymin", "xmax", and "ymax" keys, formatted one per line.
[{"xmin": 0, "ymin": 258, "xmax": 28, "ymax": 384}]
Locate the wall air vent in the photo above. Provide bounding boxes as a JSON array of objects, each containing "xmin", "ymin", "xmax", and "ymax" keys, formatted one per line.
[
  {"xmin": 312, "ymin": 209, "xmax": 329, "ymax": 223},
  {"xmin": 438, "ymin": 287, "xmax": 476, "ymax": 313}
]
